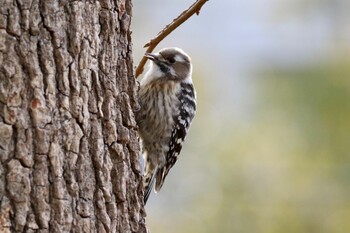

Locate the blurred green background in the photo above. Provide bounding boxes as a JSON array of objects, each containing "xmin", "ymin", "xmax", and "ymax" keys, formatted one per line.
[{"xmin": 132, "ymin": 0, "xmax": 350, "ymax": 232}]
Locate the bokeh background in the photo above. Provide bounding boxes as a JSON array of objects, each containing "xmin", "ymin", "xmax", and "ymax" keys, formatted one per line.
[{"xmin": 132, "ymin": 0, "xmax": 350, "ymax": 232}]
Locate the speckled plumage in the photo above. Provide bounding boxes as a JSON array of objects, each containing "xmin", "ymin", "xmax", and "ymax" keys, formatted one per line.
[{"xmin": 135, "ymin": 48, "xmax": 196, "ymax": 204}]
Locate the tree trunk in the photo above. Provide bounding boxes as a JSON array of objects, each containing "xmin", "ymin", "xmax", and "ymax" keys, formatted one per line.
[{"xmin": 0, "ymin": 0, "xmax": 146, "ymax": 232}]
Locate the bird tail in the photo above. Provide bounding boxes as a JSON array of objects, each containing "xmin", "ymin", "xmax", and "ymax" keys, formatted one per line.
[
  {"xmin": 154, "ymin": 167, "xmax": 165, "ymax": 192},
  {"xmin": 143, "ymin": 159, "xmax": 158, "ymax": 205},
  {"xmin": 143, "ymin": 166, "xmax": 157, "ymax": 204},
  {"xmin": 155, "ymin": 166, "xmax": 172, "ymax": 193},
  {"xmin": 144, "ymin": 159, "xmax": 172, "ymax": 203}
]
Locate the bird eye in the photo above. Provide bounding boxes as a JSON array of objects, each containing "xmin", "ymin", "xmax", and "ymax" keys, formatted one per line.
[{"xmin": 168, "ymin": 57, "xmax": 176, "ymax": 64}]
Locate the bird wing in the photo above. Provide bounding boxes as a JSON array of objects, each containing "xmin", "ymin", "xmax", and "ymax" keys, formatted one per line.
[{"xmin": 154, "ymin": 83, "xmax": 196, "ymax": 192}]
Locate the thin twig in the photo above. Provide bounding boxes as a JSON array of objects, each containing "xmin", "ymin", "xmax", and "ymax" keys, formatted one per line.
[{"xmin": 135, "ymin": 0, "xmax": 209, "ymax": 78}]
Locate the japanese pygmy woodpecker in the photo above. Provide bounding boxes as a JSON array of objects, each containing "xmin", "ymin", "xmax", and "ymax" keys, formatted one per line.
[{"xmin": 135, "ymin": 47, "xmax": 196, "ymax": 203}]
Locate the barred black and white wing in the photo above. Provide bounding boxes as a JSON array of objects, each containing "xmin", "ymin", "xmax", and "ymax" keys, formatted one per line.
[{"xmin": 154, "ymin": 82, "xmax": 196, "ymax": 192}]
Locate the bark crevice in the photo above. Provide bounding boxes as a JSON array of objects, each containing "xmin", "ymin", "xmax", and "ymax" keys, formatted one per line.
[{"xmin": 1, "ymin": 0, "xmax": 146, "ymax": 232}]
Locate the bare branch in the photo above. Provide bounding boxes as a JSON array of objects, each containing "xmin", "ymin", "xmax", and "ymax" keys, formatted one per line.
[{"xmin": 135, "ymin": 0, "xmax": 209, "ymax": 78}]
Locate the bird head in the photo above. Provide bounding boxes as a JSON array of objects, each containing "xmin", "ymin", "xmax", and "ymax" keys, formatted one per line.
[{"xmin": 144, "ymin": 47, "xmax": 192, "ymax": 81}]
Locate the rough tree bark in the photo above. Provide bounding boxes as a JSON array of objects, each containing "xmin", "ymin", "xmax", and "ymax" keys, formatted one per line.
[{"xmin": 0, "ymin": 0, "xmax": 146, "ymax": 232}]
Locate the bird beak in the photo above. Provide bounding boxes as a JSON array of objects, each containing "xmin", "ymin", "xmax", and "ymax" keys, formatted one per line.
[{"xmin": 144, "ymin": 53, "xmax": 160, "ymax": 62}]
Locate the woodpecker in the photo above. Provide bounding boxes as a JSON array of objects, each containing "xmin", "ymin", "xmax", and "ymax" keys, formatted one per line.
[{"xmin": 135, "ymin": 47, "xmax": 196, "ymax": 204}]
